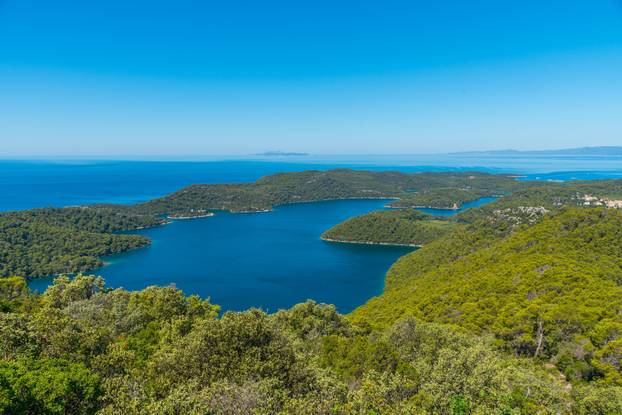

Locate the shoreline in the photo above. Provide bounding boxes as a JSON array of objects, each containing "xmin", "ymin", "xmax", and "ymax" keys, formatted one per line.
[
  {"xmin": 131, "ymin": 220, "xmax": 172, "ymax": 230},
  {"xmin": 392, "ymin": 205, "xmax": 460, "ymax": 210},
  {"xmin": 25, "ymin": 195, "xmax": 484, "ymax": 284},
  {"xmin": 167, "ymin": 213, "xmax": 215, "ymax": 220},
  {"xmin": 320, "ymin": 236, "xmax": 421, "ymax": 248},
  {"xmin": 233, "ymin": 208, "xmax": 273, "ymax": 214}
]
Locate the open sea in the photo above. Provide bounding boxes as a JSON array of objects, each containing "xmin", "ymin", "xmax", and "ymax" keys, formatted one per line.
[{"xmin": 5, "ymin": 155, "xmax": 622, "ymax": 312}]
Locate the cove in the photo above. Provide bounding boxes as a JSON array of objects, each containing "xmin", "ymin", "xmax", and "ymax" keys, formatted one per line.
[
  {"xmin": 27, "ymin": 197, "xmax": 498, "ymax": 312},
  {"xmin": 29, "ymin": 199, "xmax": 414, "ymax": 313}
]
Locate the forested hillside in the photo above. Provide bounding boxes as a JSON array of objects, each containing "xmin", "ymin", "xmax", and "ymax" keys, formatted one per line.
[
  {"xmin": 3, "ymin": 172, "xmax": 622, "ymax": 412},
  {"xmin": 322, "ymin": 210, "xmax": 456, "ymax": 246},
  {"xmin": 0, "ymin": 208, "xmax": 161, "ymax": 277},
  {"xmin": 123, "ymin": 169, "xmax": 523, "ymax": 215},
  {"xmin": 458, "ymin": 179, "xmax": 622, "ymax": 222},
  {"xmin": 0, "ymin": 275, "xmax": 598, "ymax": 414},
  {"xmin": 352, "ymin": 207, "xmax": 622, "ymax": 388},
  {"xmin": 4, "ymin": 171, "xmax": 622, "ymax": 280},
  {"xmin": 0, "ymin": 170, "xmax": 525, "ymax": 279},
  {"xmin": 322, "ymin": 178, "xmax": 622, "ymax": 247}
]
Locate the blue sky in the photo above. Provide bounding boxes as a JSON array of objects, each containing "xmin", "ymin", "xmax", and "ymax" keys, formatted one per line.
[{"xmin": 0, "ymin": 0, "xmax": 621, "ymax": 156}]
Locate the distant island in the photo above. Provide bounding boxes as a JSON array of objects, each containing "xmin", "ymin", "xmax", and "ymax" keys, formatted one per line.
[
  {"xmin": 255, "ymin": 151, "xmax": 310, "ymax": 156},
  {"xmin": 452, "ymin": 146, "xmax": 622, "ymax": 156}
]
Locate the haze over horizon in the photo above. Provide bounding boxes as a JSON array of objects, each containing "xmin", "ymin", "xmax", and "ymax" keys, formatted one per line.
[{"xmin": 1, "ymin": 1, "xmax": 621, "ymax": 157}]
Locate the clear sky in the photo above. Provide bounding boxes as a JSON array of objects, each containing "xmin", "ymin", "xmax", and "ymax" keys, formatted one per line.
[{"xmin": 0, "ymin": 0, "xmax": 621, "ymax": 156}]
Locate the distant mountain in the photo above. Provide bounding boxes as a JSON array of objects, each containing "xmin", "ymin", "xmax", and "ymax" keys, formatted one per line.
[
  {"xmin": 255, "ymin": 151, "xmax": 310, "ymax": 157},
  {"xmin": 453, "ymin": 146, "xmax": 622, "ymax": 156}
]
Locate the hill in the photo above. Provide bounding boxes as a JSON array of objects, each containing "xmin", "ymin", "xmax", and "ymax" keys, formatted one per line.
[
  {"xmin": 0, "ymin": 208, "xmax": 160, "ymax": 277},
  {"xmin": 322, "ymin": 179, "xmax": 622, "ymax": 247},
  {"xmin": 0, "ymin": 275, "xmax": 579, "ymax": 414},
  {"xmin": 3, "ymin": 173, "xmax": 622, "ymax": 412},
  {"xmin": 2, "ymin": 169, "xmax": 525, "ymax": 279},
  {"xmin": 321, "ymin": 210, "xmax": 456, "ymax": 246},
  {"xmin": 352, "ymin": 207, "xmax": 622, "ymax": 385},
  {"xmin": 123, "ymin": 169, "xmax": 524, "ymax": 215}
]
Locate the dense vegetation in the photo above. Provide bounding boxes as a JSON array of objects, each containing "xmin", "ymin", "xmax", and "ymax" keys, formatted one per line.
[
  {"xmin": 3, "ymin": 173, "xmax": 621, "ymax": 280},
  {"xmin": 323, "ymin": 178, "xmax": 622, "ymax": 247},
  {"xmin": 4, "ymin": 171, "xmax": 622, "ymax": 412},
  {"xmin": 1, "ymin": 170, "xmax": 527, "ymax": 279},
  {"xmin": 120, "ymin": 169, "xmax": 526, "ymax": 215},
  {"xmin": 0, "ymin": 208, "xmax": 162, "ymax": 277},
  {"xmin": 352, "ymin": 208, "xmax": 622, "ymax": 390},
  {"xmin": 458, "ymin": 179, "xmax": 622, "ymax": 223},
  {"xmin": 322, "ymin": 210, "xmax": 456, "ymax": 246},
  {"xmin": 0, "ymin": 275, "xmax": 597, "ymax": 414}
]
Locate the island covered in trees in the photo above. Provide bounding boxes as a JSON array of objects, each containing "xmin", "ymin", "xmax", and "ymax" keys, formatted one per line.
[
  {"xmin": 0, "ymin": 169, "xmax": 526, "ymax": 278},
  {"xmin": 322, "ymin": 210, "xmax": 455, "ymax": 247},
  {"xmin": 2, "ymin": 169, "xmax": 622, "ymax": 278},
  {"xmin": 3, "ymin": 169, "xmax": 622, "ymax": 412}
]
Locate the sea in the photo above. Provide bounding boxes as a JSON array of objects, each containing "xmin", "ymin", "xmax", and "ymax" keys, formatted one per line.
[{"xmin": 4, "ymin": 155, "xmax": 622, "ymax": 312}]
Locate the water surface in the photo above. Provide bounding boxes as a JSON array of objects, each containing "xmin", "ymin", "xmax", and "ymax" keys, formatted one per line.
[
  {"xmin": 3, "ymin": 158, "xmax": 621, "ymax": 212},
  {"xmin": 12, "ymin": 158, "xmax": 622, "ymax": 312},
  {"xmin": 29, "ymin": 199, "xmax": 414, "ymax": 312}
]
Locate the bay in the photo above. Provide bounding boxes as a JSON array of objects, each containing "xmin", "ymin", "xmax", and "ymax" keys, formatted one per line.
[
  {"xmin": 8, "ymin": 157, "xmax": 622, "ymax": 312},
  {"xmin": 29, "ymin": 199, "xmax": 414, "ymax": 313}
]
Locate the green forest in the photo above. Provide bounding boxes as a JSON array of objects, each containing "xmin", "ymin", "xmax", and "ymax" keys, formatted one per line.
[
  {"xmin": 120, "ymin": 169, "xmax": 527, "ymax": 215},
  {"xmin": 3, "ymin": 170, "xmax": 622, "ymax": 413},
  {"xmin": 0, "ymin": 170, "xmax": 529, "ymax": 280},
  {"xmin": 322, "ymin": 178, "xmax": 622, "ymax": 247},
  {"xmin": 322, "ymin": 210, "xmax": 455, "ymax": 246},
  {"xmin": 0, "ymin": 208, "xmax": 162, "ymax": 277},
  {"xmin": 0, "ymin": 274, "xmax": 612, "ymax": 414}
]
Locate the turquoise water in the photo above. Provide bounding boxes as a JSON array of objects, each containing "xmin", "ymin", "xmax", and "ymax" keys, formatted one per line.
[{"xmin": 29, "ymin": 199, "xmax": 414, "ymax": 312}]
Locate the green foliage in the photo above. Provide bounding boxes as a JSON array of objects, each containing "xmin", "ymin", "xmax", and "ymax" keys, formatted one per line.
[
  {"xmin": 0, "ymin": 208, "xmax": 158, "ymax": 278},
  {"xmin": 386, "ymin": 318, "xmax": 568, "ymax": 414},
  {"xmin": 0, "ymin": 358, "xmax": 100, "ymax": 415},
  {"xmin": 273, "ymin": 300, "xmax": 352, "ymax": 341},
  {"xmin": 319, "ymin": 335, "xmax": 411, "ymax": 380},
  {"xmin": 0, "ymin": 276, "xmax": 30, "ymax": 311},
  {"xmin": 572, "ymin": 384, "xmax": 622, "ymax": 415},
  {"xmin": 0, "ymin": 277, "xmax": 579, "ymax": 413},
  {"xmin": 353, "ymin": 207, "xmax": 622, "ymax": 393},
  {"xmin": 120, "ymin": 169, "xmax": 525, "ymax": 215},
  {"xmin": 0, "ymin": 169, "xmax": 529, "ymax": 280},
  {"xmin": 5, "ymin": 172, "xmax": 622, "ymax": 413},
  {"xmin": 323, "ymin": 209, "xmax": 456, "ymax": 246},
  {"xmin": 450, "ymin": 395, "xmax": 470, "ymax": 415}
]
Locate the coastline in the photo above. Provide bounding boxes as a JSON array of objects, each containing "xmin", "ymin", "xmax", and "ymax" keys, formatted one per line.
[
  {"xmin": 20, "ymin": 193, "xmax": 491, "ymax": 286},
  {"xmin": 391, "ymin": 204, "xmax": 460, "ymax": 210},
  {"xmin": 167, "ymin": 213, "xmax": 215, "ymax": 220},
  {"xmin": 320, "ymin": 235, "xmax": 421, "ymax": 248},
  {"xmin": 233, "ymin": 209, "xmax": 272, "ymax": 214},
  {"xmin": 132, "ymin": 220, "xmax": 172, "ymax": 230}
]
